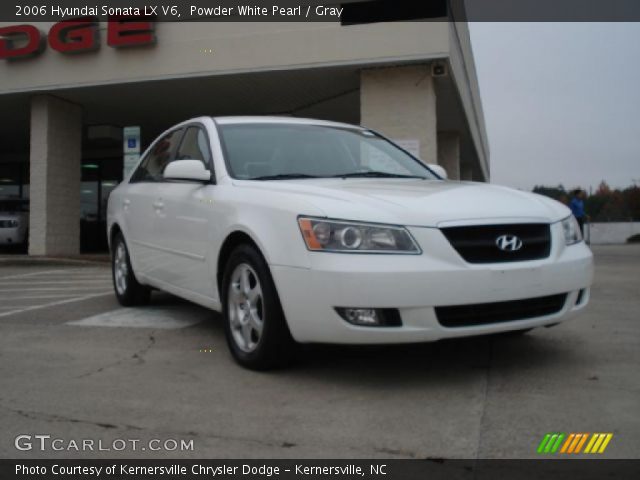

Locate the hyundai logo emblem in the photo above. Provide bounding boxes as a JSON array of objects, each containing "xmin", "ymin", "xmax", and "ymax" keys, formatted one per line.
[{"xmin": 496, "ymin": 234, "xmax": 523, "ymax": 252}]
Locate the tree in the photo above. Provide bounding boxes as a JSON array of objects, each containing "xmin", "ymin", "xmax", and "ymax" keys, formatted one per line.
[
  {"xmin": 532, "ymin": 185, "xmax": 567, "ymax": 203},
  {"xmin": 533, "ymin": 182, "xmax": 638, "ymax": 222},
  {"xmin": 596, "ymin": 181, "xmax": 611, "ymax": 196},
  {"xmin": 622, "ymin": 186, "xmax": 640, "ymax": 221}
]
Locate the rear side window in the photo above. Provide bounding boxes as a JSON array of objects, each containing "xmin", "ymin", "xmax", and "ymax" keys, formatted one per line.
[
  {"xmin": 131, "ymin": 129, "xmax": 183, "ymax": 182},
  {"xmin": 176, "ymin": 126, "xmax": 212, "ymax": 168}
]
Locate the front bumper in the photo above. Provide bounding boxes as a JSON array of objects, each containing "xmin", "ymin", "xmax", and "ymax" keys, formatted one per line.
[{"xmin": 271, "ymin": 224, "xmax": 594, "ymax": 344}]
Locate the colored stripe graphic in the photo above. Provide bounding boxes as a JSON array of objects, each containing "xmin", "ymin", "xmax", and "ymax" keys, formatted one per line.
[
  {"xmin": 550, "ymin": 433, "xmax": 565, "ymax": 453},
  {"xmin": 567, "ymin": 433, "xmax": 583, "ymax": 453},
  {"xmin": 560, "ymin": 433, "xmax": 575, "ymax": 453},
  {"xmin": 574, "ymin": 433, "xmax": 589, "ymax": 453},
  {"xmin": 540, "ymin": 433, "xmax": 614, "ymax": 454},
  {"xmin": 584, "ymin": 434, "xmax": 598, "ymax": 453},
  {"xmin": 537, "ymin": 434, "xmax": 552, "ymax": 454},
  {"xmin": 537, "ymin": 433, "xmax": 565, "ymax": 454},
  {"xmin": 598, "ymin": 434, "xmax": 613, "ymax": 453},
  {"xmin": 584, "ymin": 433, "xmax": 614, "ymax": 454}
]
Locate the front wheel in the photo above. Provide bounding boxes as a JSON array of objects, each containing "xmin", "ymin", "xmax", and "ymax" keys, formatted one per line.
[
  {"xmin": 222, "ymin": 244, "xmax": 294, "ymax": 370},
  {"xmin": 111, "ymin": 232, "xmax": 150, "ymax": 306}
]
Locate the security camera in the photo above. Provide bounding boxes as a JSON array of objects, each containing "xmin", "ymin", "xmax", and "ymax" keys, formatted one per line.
[{"xmin": 431, "ymin": 62, "xmax": 448, "ymax": 77}]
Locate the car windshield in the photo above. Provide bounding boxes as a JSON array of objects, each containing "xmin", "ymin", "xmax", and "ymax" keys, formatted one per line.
[{"xmin": 218, "ymin": 123, "xmax": 438, "ymax": 180}]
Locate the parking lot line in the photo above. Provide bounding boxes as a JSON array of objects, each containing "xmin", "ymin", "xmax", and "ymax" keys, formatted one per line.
[
  {"xmin": 0, "ymin": 269, "xmax": 70, "ymax": 280},
  {"xmin": 0, "ymin": 292, "xmax": 113, "ymax": 319},
  {"xmin": 0, "ymin": 279, "xmax": 111, "ymax": 285},
  {"xmin": 0, "ymin": 287, "xmax": 112, "ymax": 292},
  {"xmin": 0, "ymin": 265, "xmax": 114, "ymax": 319},
  {"xmin": 0, "ymin": 293, "xmax": 111, "ymax": 300},
  {"xmin": 67, "ymin": 306, "xmax": 207, "ymax": 329}
]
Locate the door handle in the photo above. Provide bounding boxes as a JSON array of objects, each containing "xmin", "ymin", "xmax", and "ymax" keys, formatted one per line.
[
  {"xmin": 152, "ymin": 200, "xmax": 164, "ymax": 210},
  {"xmin": 123, "ymin": 199, "xmax": 131, "ymax": 206}
]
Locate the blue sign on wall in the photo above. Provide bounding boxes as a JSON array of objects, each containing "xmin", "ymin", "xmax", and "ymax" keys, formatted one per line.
[{"xmin": 123, "ymin": 126, "xmax": 141, "ymax": 177}]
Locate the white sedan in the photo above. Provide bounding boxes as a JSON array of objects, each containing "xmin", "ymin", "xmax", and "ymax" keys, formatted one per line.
[
  {"xmin": 0, "ymin": 198, "xmax": 29, "ymax": 249},
  {"xmin": 107, "ymin": 116, "xmax": 593, "ymax": 369}
]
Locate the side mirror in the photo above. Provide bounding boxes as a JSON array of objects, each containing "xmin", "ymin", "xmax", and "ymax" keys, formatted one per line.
[
  {"xmin": 163, "ymin": 160, "xmax": 211, "ymax": 182},
  {"xmin": 428, "ymin": 164, "xmax": 448, "ymax": 179}
]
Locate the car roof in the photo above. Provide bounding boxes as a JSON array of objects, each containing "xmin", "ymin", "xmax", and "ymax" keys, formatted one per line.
[{"xmin": 212, "ymin": 116, "xmax": 364, "ymax": 130}]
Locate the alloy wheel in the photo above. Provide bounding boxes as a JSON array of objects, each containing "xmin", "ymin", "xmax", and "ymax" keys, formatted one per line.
[
  {"xmin": 113, "ymin": 242, "xmax": 129, "ymax": 296},
  {"xmin": 228, "ymin": 263, "xmax": 264, "ymax": 352}
]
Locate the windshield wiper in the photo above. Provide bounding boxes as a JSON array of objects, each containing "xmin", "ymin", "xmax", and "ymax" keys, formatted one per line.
[
  {"xmin": 251, "ymin": 173, "xmax": 320, "ymax": 181},
  {"xmin": 332, "ymin": 171, "xmax": 427, "ymax": 179}
]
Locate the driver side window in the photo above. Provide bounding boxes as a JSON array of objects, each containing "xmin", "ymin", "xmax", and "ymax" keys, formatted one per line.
[
  {"xmin": 131, "ymin": 129, "xmax": 183, "ymax": 182},
  {"xmin": 176, "ymin": 126, "xmax": 213, "ymax": 169}
]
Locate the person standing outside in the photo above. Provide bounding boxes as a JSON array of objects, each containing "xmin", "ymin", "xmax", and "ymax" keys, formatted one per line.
[{"xmin": 569, "ymin": 189, "xmax": 587, "ymax": 235}]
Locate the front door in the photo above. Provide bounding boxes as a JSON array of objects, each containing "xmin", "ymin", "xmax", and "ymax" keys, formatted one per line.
[
  {"xmin": 153, "ymin": 125, "xmax": 216, "ymax": 299},
  {"xmin": 123, "ymin": 127, "xmax": 183, "ymax": 279}
]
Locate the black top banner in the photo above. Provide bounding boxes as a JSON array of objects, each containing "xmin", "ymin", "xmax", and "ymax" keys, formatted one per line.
[
  {"xmin": 3, "ymin": 459, "xmax": 640, "ymax": 480},
  {"xmin": 1, "ymin": 0, "xmax": 640, "ymax": 23}
]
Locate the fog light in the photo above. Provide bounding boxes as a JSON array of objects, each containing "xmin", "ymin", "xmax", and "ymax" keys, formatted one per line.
[
  {"xmin": 335, "ymin": 308, "xmax": 402, "ymax": 327},
  {"xmin": 575, "ymin": 289, "xmax": 586, "ymax": 306}
]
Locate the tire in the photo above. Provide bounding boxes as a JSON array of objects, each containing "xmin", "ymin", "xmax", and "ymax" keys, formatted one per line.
[
  {"xmin": 111, "ymin": 232, "xmax": 151, "ymax": 306},
  {"xmin": 222, "ymin": 244, "xmax": 294, "ymax": 370}
]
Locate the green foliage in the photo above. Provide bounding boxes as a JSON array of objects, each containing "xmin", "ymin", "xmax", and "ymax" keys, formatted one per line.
[
  {"xmin": 533, "ymin": 182, "xmax": 640, "ymax": 222},
  {"xmin": 532, "ymin": 185, "xmax": 568, "ymax": 204}
]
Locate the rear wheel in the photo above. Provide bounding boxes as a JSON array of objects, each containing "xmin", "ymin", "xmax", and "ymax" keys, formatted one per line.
[
  {"xmin": 111, "ymin": 232, "xmax": 150, "ymax": 306},
  {"xmin": 222, "ymin": 244, "xmax": 294, "ymax": 370}
]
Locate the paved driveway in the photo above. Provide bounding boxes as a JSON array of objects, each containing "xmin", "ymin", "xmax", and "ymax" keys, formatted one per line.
[{"xmin": 0, "ymin": 246, "xmax": 638, "ymax": 459}]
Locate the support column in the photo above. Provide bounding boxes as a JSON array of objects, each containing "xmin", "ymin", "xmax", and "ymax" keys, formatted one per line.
[
  {"xmin": 460, "ymin": 164, "xmax": 474, "ymax": 181},
  {"xmin": 437, "ymin": 132, "xmax": 460, "ymax": 180},
  {"xmin": 29, "ymin": 95, "xmax": 82, "ymax": 256},
  {"xmin": 361, "ymin": 65, "xmax": 437, "ymax": 164}
]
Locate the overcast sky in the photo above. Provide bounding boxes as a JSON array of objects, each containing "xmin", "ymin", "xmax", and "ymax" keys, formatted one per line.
[{"xmin": 468, "ymin": 23, "xmax": 640, "ymax": 191}]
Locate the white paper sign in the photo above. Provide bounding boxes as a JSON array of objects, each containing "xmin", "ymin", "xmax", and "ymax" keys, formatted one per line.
[{"xmin": 123, "ymin": 154, "xmax": 140, "ymax": 178}]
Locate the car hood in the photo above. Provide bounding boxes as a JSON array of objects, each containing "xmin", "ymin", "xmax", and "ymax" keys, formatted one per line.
[{"xmin": 233, "ymin": 179, "xmax": 571, "ymax": 227}]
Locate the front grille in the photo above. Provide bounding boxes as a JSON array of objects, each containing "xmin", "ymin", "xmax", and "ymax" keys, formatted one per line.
[
  {"xmin": 435, "ymin": 294, "xmax": 567, "ymax": 328},
  {"xmin": 440, "ymin": 223, "xmax": 551, "ymax": 263}
]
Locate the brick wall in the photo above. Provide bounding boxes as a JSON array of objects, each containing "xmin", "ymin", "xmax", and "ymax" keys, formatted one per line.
[
  {"xmin": 360, "ymin": 65, "xmax": 437, "ymax": 165},
  {"xmin": 29, "ymin": 95, "xmax": 82, "ymax": 255}
]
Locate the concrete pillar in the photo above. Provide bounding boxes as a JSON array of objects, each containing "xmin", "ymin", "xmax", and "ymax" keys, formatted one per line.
[
  {"xmin": 460, "ymin": 164, "xmax": 474, "ymax": 181},
  {"xmin": 361, "ymin": 65, "xmax": 437, "ymax": 164},
  {"xmin": 29, "ymin": 95, "xmax": 82, "ymax": 255},
  {"xmin": 437, "ymin": 132, "xmax": 460, "ymax": 180}
]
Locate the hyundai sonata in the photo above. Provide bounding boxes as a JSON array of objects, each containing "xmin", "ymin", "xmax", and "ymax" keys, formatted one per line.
[{"xmin": 107, "ymin": 117, "xmax": 593, "ymax": 369}]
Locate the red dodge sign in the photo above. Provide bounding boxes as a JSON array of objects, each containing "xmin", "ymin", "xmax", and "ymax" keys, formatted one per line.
[{"xmin": 0, "ymin": 17, "xmax": 156, "ymax": 60}]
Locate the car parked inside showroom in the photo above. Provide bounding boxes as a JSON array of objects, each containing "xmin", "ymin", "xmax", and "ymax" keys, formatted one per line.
[
  {"xmin": 0, "ymin": 197, "xmax": 29, "ymax": 250},
  {"xmin": 107, "ymin": 117, "xmax": 593, "ymax": 369}
]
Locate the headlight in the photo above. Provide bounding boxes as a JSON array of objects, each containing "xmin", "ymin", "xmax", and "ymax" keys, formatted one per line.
[
  {"xmin": 298, "ymin": 217, "xmax": 420, "ymax": 254},
  {"xmin": 561, "ymin": 215, "xmax": 582, "ymax": 245}
]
